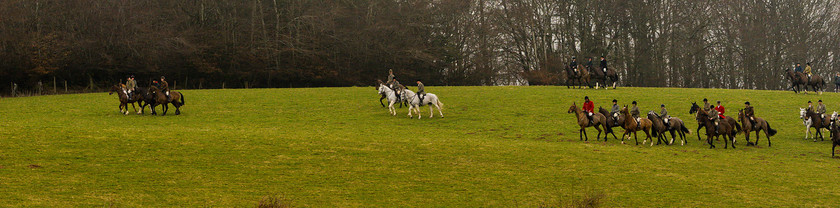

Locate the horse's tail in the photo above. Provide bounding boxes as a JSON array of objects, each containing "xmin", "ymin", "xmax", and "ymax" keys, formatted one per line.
[
  {"xmin": 179, "ymin": 92, "xmax": 185, "ymax": 105},
  {"xmin": 767, "ymin": 122, "xmax": 777, "ymax": 136},
  {"xmin": 436, "ymin": 98, "xmax": 443, "ymax": 109},
  {"xmin": 680, "ymin": 125, "xmax": 690, "ymax": 135}
]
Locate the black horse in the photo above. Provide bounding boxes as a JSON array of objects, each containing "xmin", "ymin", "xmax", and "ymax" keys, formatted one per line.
[{"xmin": 135, "ymin": 87, "xmax": 157, "ymax": 114}]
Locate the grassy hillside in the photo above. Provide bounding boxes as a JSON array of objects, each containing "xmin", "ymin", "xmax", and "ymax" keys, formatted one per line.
[{"xmin": 0, "ymin": 86, "xmax": 837, "ymax": 207}]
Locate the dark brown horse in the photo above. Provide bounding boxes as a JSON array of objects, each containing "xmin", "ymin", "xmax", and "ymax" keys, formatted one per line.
[
  {"xmin": 567, "ymin": 103, "xmax": 610, "ymax": 141},
  {"xmin": 802, "ymin": 108, "xmax": 828, "ymax": 142},
  {"xmin": 699, "ymin": 109, "xmax": 735, "ymax": 149},
  {"xmin": 109, "ymin": 84, "xmax": 142, "ymax": 115},
  {"xmin": 565, "ymin": 65, "xmax": 590, "ymax": 88},
  {"xmin": 598, "ymin": 107, "xmax": 621, "ymax": 141},
  {"xmin": 737, "ymin": 109, "xmax": 777, "ymax": 147},
  {"xmin": 619, "ymin": 106, "xmax": 652, "ymax": 145},
  {"xmin": 830, "ymin": 118, "xmax": 840, "ymax": 157},
  {"xmin": 689, "ymin": 102, "xmax": 741, "ymax": 140},
  {"xmin": 646, "ymin": 111, "xmax": 671, "ymax": 146},
  {"xmin": 786, "ymin": 69, "xmax": 825, "ymax": 94},
  {"xmin": 589, "ymin": 66, "xmax": 619, "ymax": 89},
  {"xmin": 150, "ymin": 86, "xmax": 185, "ymax": 115},
  {"xmin": 665, "ymin": 117, "xmax": 690, "ymax": 145}
]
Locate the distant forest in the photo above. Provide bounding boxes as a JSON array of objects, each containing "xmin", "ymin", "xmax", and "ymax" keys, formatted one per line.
[{"xmin": 1, "ymin": 0, "xmax": 839, "ymax": 95}]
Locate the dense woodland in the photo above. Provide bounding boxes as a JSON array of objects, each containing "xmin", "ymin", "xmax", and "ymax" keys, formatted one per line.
[{"xmin": 1, "ymin": 0, "xmax": 839, "ymax": 95}]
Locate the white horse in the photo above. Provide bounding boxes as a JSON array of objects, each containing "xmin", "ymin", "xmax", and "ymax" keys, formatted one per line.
[
  {"xmin": 377, "ymin": 83, "xmax": 400, "ymax": 116},
  {"xmin": 399, "ymin": 88, "xmax": 444, "ymax": 119},
  {"xmin": 801, "ymin": 108, "xmax": 814, "ymax": 139}
]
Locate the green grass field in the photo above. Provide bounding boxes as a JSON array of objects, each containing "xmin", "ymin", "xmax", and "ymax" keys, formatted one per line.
[{"xmin": 1, "ymin": 86, "xmax": 838, "ymax": 207}]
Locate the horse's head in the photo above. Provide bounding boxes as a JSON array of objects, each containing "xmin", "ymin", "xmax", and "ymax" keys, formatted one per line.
[
  {"xmin": 799, "ymin": 108, "xmax": 807, "ymax": 119},
  {"xmin": 689, "ymin": 102, "xmax": 699, "ymax": 114},
  {"xmin": 109, "ymin": 85, "xmax": 120, "ymax": 95},
  {"xmin": 738, "ymin": 109, "xmax": 744, "ymax": 120},
  {"xmin": 620, "ymin": 105, "xmax": 628, "ymax": 114},
  {"xmin": 567, "ymin": 103, "xmax": 577, "ymax": 114}
]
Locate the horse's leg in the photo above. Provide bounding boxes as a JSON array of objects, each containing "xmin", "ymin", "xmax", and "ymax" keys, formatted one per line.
[
  {"xmin": 697, "ymin": 125, "xmax": 703, "ymax": 140},
  {"xmin": 436, "ymin": 104, "xmax": 444, "ymax": 118},
  {"xmin": 634, "ymin": 131, "xmax": 639, "ymax": 145},
  {"xmin": 669, "ymin": 130, "xmax": 676, "ymax": 145},
  {"xmin": 379, "ymin": 96, "xmax": 386, "ymax": 107},
  {"xmin": 429, "ymin": 104, "xmax": 433, "ymax": 118},
  {"xmin": 161, "ymin": 103, "xmax": 168, "ymax": 116},
  {"xmin": 580, "ymin": 128, "xmax": 584, "ymax": 141},
  {"xmin": 595, "ymin": 126, "xmax": 602, "ymax": 141}
]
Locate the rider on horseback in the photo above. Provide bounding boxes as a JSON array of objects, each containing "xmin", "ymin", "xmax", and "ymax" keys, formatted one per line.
[
  {"xmin": 570, "ymin": 57, "xmax": 578, "ymax": 75},
  {"xmin": 795, "ymin": 63, "xmax": 804, "ymax": 81},
  {"xmin": 660, "ymin": 104, "xmax": 670, "ymax": 128},
  {"xmin": 610, "ymin": 99, "xmax": 620, "ymax": 126},
  {"xmin": 703, "ymin": 98, "xmax": 711, "ymax": 111},
  {"xmin": 805, "ymin": 62, "xmax": 813, "ymax": 82},
  {"xmin": 712, "ymin": 101, "xmax": 725, "ymax": 134},
  {"xmin": 744, "ymin": 102, "xmax": 756, "ymax": 127},
  {"xmin": 391, "ymin": 77, "xmax": 402, "ymax": 100},
  {"xmin": 631, "ymin": 101, "xmax": 640, "ymax": 124},
  {"xmin": 583, "ymin": 96, "xmax": 595, "ymax": 126},
  {"xmin": 416, "ymin": 79, "xmax": 425, "ymax": 104},
  {"xmin": 817, "ymin": 100, "xmax": 827, "ymax": 119},
  {"xmin": 125, "ymin": 75, "xmax": 136, "ymax": 100},
  {"xmin": 600, "ymin": 56, "xmax": 608, "ymax": 74},
  {"xmin": 160, "ymin": 76, "xmax": 171, "ymax": 102},
  {"xmin": 585, "ymin": 57, "xmax": 593, "ymax": 71}
]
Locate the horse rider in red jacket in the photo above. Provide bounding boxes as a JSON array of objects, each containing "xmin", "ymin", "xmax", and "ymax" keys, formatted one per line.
[
  {"xmin": 712, "ymin": 101, "xmax": 725, "ymax": 134},
  {"xmin": 583, "ymin": 96, "xmax": 595, "ymax": 125}
]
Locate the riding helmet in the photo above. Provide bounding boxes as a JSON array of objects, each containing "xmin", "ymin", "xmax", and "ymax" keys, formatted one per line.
[
  {"xmin": 161, "ymin": 76, "xmax": 165, "ymax": 79},
  {"xmin": 584, "ymin": 96, "xmax": 589, "ymax": 100},
  {"xmin": 661, "ymin": 104, "xmax": 665, "ymax": 107},
  {"xmin": 703, "ymin": 98, "xmax": 708, "ymax": 102},
  {"xmin": 745, "ymin": 101, "xmax": 750, "ymax": 105},
  {"xmin": 808, "ymin": 101, "xmax": 812, "ymax": 103},
  {"xmin": 819, "ymin": 100, "xmax": 822, "ymax": 102},
  {"xmin": 632, "ymin": 101, "xmax": 637, "ymax": 104},
  {"xmin": 612, "ymin": 99, "xmax": 617, "ymax": 103}
]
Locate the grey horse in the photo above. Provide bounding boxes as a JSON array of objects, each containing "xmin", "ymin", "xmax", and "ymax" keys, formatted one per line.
[
  {"xmin": 377, "ymin": 83, "xmax": 401, "ymax": 116},
  {"xmin": 399, "ymin": 88, "xmax": 444, "ymax": 119}
]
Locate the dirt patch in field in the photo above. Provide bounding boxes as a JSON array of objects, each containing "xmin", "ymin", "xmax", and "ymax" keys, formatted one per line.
[{"xmin": 28, "ymin": 164, "xmax": 42, "ymax": 169}]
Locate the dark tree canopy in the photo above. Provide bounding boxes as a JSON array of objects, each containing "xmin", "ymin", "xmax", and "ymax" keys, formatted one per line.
[{"xmin": 1, "ymin": 0, "xmax": 838, "ymax": 95}]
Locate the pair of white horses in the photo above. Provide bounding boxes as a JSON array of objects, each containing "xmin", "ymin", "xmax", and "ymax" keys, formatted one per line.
[{"xmin": 377, "ymin": 84, "xmax": 444, "ymax": 119}]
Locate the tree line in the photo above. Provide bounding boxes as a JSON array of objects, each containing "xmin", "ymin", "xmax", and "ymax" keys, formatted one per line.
[{"xmin": 1, "ymin": 0, "xmax": 838, "ymax": 96}]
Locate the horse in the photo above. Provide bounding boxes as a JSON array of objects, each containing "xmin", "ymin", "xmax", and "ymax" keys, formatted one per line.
[
  {"xmin": 830, "ymin": 113, "xmax": 840, "ymax": 157},
  {"xmin": 665, "ymin": 117, "xmax": 690, "ymax": 145},
  {"xmin": 134, "ymin": 87, "xmax": 156, "ymax": 114},
  {"xmin": 590, "ymin": 66, "xmax": 619, "ymax": 89},
  {"xmin": 377, "ymin": 83, "xmax": 402, "ymax": 116},
  {"xmin": 597, "ymin": 107, "xmax": 621, "ymax": 141},
  {"xmin": 800, "ymin": 108, "xmax": 828, "ymax": 142},
  {"xmin": 564, "ymin": 65, "xmax": 582, "ymax": 88},
  {"xmin": 786, "ymin": 69, "xmax": 826, "ymax": 94},
  {"xmin": 108, "ymin": 84, "xmax": 142, "ymax": 115},
  {"xmin": 376, "ymin": 80, "xmax": 406, "ymax": 108},
  {"xmin": 618, "ymin": 106, "xmax": 652, "ymax": 145},
  {"xmin": 567, "ymin": 103, "xmax": 610, "ymax": 141},
  {"xmin": 399, "ymin": 88, "xmax": 444, "ymax": 119},
  {"xmin": 646, "ymin": 111, "xmax": 671, "ymax": 146},
  {"xmin": 737, "ymin": 109, "xmax": 777, "ymax": 147},
  {"xmin": 689, "ymin": 102, "xmax": 741, "ymax": 140},
  {"xmin": 698, "ymin": 108, "xmax": 735, "ymax": 149},
  {"xmin": 149, "ymin": 86, "xmax": 185, "ymax": 115}
]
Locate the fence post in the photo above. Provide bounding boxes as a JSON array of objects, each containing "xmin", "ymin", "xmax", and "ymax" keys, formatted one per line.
[
  {"xmin": 173, "ymin": 80, "xmax": 177, "ymax": 90},
  {"xmin": 222, "ymin": 82, "xmax": 225, "ymax": 89},
  {"xmin": 53, "ymin": 76, "xmax": 57, "ymax": 94},
  {"xmin": 184, "ymin": 77, "xmax": 189, "ymax": 90},
  {"xmin": 37, "ymin": 81, "xmax": 43, "ymax": 95},
  {"xmin": 64, "ymin": 80, "xmax": 68, "ymax": 93},
  {"xmin": 11, "ymin": 82, "xmax": 17, "ymax": 97}
]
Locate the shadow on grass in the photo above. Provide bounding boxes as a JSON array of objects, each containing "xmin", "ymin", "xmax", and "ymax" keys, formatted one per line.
[
  {"xmin": 257, "ymin": 195, "xmax": 293, "ymax": 208},
  {"xmin": 539, "ymin": 191, "xmax": 605, "ymax": 208}
]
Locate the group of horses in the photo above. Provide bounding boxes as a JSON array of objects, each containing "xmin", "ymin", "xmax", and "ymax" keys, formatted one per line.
[
  {"xmin": 376, "ymin": 80, "xmax": 444, "ymax": 119},
  {"xmin": 567, "ymin": 101, "xmax": 778, "ymax": 149},
  {"xmin": 109, "ymin": 84, "xmax": 185, "ymax": 116},
  {"xmin": 798, "ymin": 108, "xmax": 840, "ymax": 156},
  {"xmin": 567, "ymin": 103, "xmax": 690, "ymax": 146},
  {"xmin": 785, "ymin": 69, "xmax": 826, "ymax": 94},
  {"xmin": 564, "ymin": 65, "xmax": 619, "ymax": 89}
]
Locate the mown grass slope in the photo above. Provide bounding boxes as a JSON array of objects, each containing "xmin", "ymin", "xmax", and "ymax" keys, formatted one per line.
[{"xmin": 0, "ymin": 86, "xmax": 838, "ymax": 207}]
